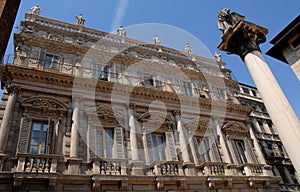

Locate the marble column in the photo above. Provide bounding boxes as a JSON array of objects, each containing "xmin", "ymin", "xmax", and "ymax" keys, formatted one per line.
[
  {"xmin": 247, "ymin": 119, "xmax": 266, "ymax": 164},
  {"xmin": 128, "ymin": 103, "xmax": 139, "ymax": 161},
  {"xmin": 172, "ymin": 110, "xmax": 191, "ymax": 163},
  {"xmin": 218, "ymin": 17, "xmax": 300, "ymax": 180},
  {"xmin": 128, "ymin": 103, "xmax": 143, "ymax": 175},
  {"xmin": 0, "ymin": 86, "xmax": 17, "ymax": 154},
  {"xmin": 70, "ymin": 96, "xmax": 81, "ymax": 158},
  {"xmin": 212, "ymin": 116, "xmax": 231, "ymax": 163}
]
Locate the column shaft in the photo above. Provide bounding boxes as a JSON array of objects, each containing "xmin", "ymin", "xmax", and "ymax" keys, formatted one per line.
[
  {"xmin": 175, "ymin": 116, "xmax": 191, "ymax": 163},
  {"xmin": 70, "ymin": 106, "xmax": 79, "ymax": 158},
  {"xmin": 244, "ymin": 50, "xmax": 300, "ymax": 179},
  {"xmin": 0, "ymin": 90, "xmax": 16, "ymax": 153},
  {"xmin": 129, "ymin": 112, "xmax": 139, "ymax": 161}
]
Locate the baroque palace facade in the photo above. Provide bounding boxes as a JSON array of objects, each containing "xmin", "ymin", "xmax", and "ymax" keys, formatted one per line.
[{"xmin": 0, "ymin": 10, "xmax": 298, "ymax": 191}]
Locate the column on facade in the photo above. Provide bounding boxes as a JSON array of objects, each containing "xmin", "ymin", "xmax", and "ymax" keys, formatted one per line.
[
  {"xmin": 128, "ymin": 103, "xmax": 139, "ymax": 161},
  {"xmin": 247, "ymin": 119, "xmax": 266, "ymax": 164},
  {"xmin": 213, "ymin": 116, "xmax": 231, "ymax": 163},
  {"xmin": 70, "ymin": 96, "xmax": 81, "ymax": 158},
  {"xmin": 218, "ymin": 19, "xmax": 300, "ymax": 180},
  {"xmin": 172, "ymin": 110, "xmax": 191, "ymax": 163},
  {"xmin": 0, "ymin": 86, "xmax": 17, "ymax": 154}
]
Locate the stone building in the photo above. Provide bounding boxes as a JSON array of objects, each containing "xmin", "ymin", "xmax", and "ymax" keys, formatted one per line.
[
  {"xmin": 267, "ymin": 15, "xmax": 300, "ymax": 80},
  {"xmin": 237, "ymin": 83, "xmax": 300, "ymax": 191},
  {"xmin": 0, "ymin": 12, "xmax": 285, "ymax": 191}
]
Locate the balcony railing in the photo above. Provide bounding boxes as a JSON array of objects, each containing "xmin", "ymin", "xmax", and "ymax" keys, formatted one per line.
[
  {"xmin": 237, "ymin": 163, "xmax": 272, "ymax": 176},
  {"xmin": 24, "ymin": 13, "xmax": 218, "ymax": 69},
  {"xmin": 90, "ymin": 158, "xmax": 127, "ymax": 175},
  {"xmin": 146, "ymin": 161, "xmax": 184, "ymax": 176},
  {"xmin": 16, "ymin": 153, "xmax": 60, "ymax": 173},
  {"xmin": 198, "ymin": 162, "xmax": 228, "ymax": 176}
]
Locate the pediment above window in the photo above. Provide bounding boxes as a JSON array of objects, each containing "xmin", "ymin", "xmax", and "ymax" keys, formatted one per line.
[
  {"xmin": 22, "ymin": 96, "xmax": 67, "ymax": 113},
  {"xmin": 222, "ymin": 121, "xmax": 249, "ymax": 136}
]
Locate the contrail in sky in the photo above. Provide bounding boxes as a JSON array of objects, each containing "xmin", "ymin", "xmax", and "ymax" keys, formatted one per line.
[{"xmin": 111, "ymin": 0, "xmax": 129, "ymax": 32}]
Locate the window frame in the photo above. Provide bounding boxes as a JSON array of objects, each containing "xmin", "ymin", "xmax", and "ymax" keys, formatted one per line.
[
  {"xmin": 28, "ymin": 121, "xmax": 50, "ymax": 154},
  {"xmin": 44, "ymin": 54, "xmax": 60, "ymax": 69},
  {"xmin": 151, "ymin": 134, "xmax": 167, "ymax": 161}
]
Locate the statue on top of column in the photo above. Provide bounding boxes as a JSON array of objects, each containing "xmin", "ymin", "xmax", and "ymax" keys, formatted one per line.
[
  {"xmin": 75, "ymin": 13, "xmax": 85, "ymax": 26},
  {"xmin": 217, "ymin": 8, "xmax": 245, "ymax": 34},
  {"xmin": 29, "ymin": 4, "xmax": 41, "ymax": 15}
]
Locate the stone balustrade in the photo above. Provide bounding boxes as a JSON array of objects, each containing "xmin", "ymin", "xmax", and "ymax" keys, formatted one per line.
[
  {"xmin": 238, "ymin": 163, "xmax": 268, "ymax": 176},
  {"xmin": 146, "ymin": 161, "xmax": 184, "ymax": 176},
  {"xmin": 90, "ymin": 158, "xmax": 127, "ymax": 175},
  {"xmin": 23, "ymin": 14, "xmax": 218, "ymax": 69},
  {"xmin": 16, "ymin": 153, "xmax": 59, "ymax": 173},
  {"xmin": 198, "ymin": 162, "xmax": 228, "ymax": 176}
]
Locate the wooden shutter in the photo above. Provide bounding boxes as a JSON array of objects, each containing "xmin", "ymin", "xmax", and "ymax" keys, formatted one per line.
[
  {"xmin": 230, "ymin": 139, "xmax": 242, "ymax": 165},
  {"xmin": 17, "ymin": 117, "xmax": 32, "ymax": 154},
  {"xmin": 198, "ymin": 138, "xmax": 206, "ymax": 163},
  {"xmin": 210, "ymin": 136, "xmax": 221, "ymax": 162},
  {"xmin": 46, "ymin": 119, "xmax": 53, "ymax": 154},
  {"xmin": 114, "ymin": 127, "xmax": 125, "ymax": 159},
  {"xmin": 244, "ymin": 138, "xmax": 258, "ymax": 164},
  {"xmin": 165, "ymin": 132, "xmax": 177, "ymax": 161},
  {"xmin": 191, "ymin": 137, "xmax": 202, "ymax": 165},
  {"xmin": 88, "ymin": 124, "xmax": 97, "ymax": 159},
  {"xmin": 143, "ymin": 133, "xmax": 154, "ymax": 164}
]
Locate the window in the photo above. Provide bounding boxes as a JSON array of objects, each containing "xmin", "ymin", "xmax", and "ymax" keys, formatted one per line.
[
  {"xmin": 152, "ymin": 134, "xmax": 166, "ymax": 161},
  {"xmin": 234, "ymin": 140, "xmax": 248, "ymax": 164},
  {"xmin": 242, "ymin": 87, "xmax": 250, "ymax": 94},
  {"xmin": 98, "ymin": 66, "xmax": 109, "ymax": 80},
  {"xmin": 257, "ymin": 120, "xmax": 265, "ymax": 132},
  {"xmin": 183, "ymin": 81, "xmax": 193, "ymax": 96},
  {"xmin": 251, "ymin": 89, "xmax": 257, "ymax": 97},
  {"xmin": 44, "ymin": 54, "xmax": 59, "ymax": 69},
  {"xmin": 289, "ymin": 34, "xmax": 300, "ymax": 50},
  {"xmin": 29, "ymin": 122, "xmax": 49, "ymax": 154},
  {"xmin": 96, "ymin": 129, "xmax": 113, "ymax": 158}
]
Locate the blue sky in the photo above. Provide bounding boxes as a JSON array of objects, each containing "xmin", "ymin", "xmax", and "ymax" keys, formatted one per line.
[{"xmin": 4, "ymin": 0, "xmax": 300, "ymax": 118}]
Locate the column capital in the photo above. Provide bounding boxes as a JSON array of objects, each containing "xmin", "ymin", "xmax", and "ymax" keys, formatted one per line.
[
  {"xmin": 6, "ymin": 85, "xmax": 20, "ymax": 94},
  {"xmin": 172, "ymin": 109, "xmax": 181, "ymax": 117},
  {"xmin": 127, "ymin": 102, "xmax": 136, "ymax": 110},
  {"xmin": 72, "ymin": 95, "xmax": 82, "ymax": 108},
  {"xmin": 218, "ymin": 20, "xmax": 268, "ymax": 60}
]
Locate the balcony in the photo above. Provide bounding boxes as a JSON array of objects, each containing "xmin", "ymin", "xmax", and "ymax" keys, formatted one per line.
[
  {"xmin": 197, "ymin": 162, "xmax": 228, "ymax": 176},
  {"xmin": 146, "ymin": 161, "xmax": 184, "ymax": 176},
  {"xmin": 237, "ymin": 163, "xmax": 272, "ymax": 176},
  {"xmin": 16, "ymin": 153, "xmax": 60, "ymax": 173},
  {"xmin": 90, "ymin": 158, "xmax": 127, "ymax": 175}
]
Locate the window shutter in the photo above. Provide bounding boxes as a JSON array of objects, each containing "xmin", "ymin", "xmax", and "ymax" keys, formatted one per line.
[
  {"xmin": 46, "ymin": 119, "xmax": 53, "ymax": 154},
  {"xmin": 198, "ymin": 138, "xmax": 207, "ymax": 163},
  {"xmin": 143, "ymin": 133, "xmax": 154, "ymax": 164},
  {"xmin": 114, "ymin": 127, "xmax": 125, "ymax": 159},
  {"xmin": 230, "ymin": 139, "xmax": 242, "ymax": 165},
  {"xmin": 165, "ymin": 132, "xmax": 177, "ymax": 161},
  {"xmin": 209, "ymin": 136, "xmax": 221, "ymax": 162},
  {"xmin": 244, "ymin": 138, "xmax": 258, "ymax": 164},
  {"xmin": 191, "ymin": 137, "xmax": 201, "ymax": 165},
  {"xmin": 17, "ymin": 117, "xmax": 32, "ymax": 154},
  {"xmin": 88, "ymin": 124, "xmax": 97, "ymax": 159}
]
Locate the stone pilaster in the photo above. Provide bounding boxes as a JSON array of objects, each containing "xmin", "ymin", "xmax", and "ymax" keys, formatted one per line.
[
  {"xmin": 218, "ymin": 17, "xmax": 300, "ymax": 180},
  {"xmin": 69, "ymin": 96, "xmax": 81, "ymax": 159},
  {"xmin": 127, "ymin": 103, "xmax": 143, "ymax": 175},
  {"xmin": 172, "ymin": 109, "xmax": 191, "ymax": 163},
  {"xmin": 0, "ymin": 86, "xmax": 18, "ymax": 154}
]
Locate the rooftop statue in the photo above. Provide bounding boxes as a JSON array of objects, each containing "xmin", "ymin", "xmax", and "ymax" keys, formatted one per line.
[
  {"xmin": 153, "ymin": 35, "xmax": 161, "ymax": 45},
  {"xmin": 117, "ymin": 25, "xmax": 127, "ymax": 36},
  {"xmin": 75, "ymin": 13, "xmax": 85, "ymax": 26},
  {"xmin": 214, "ymin": 51, "xmax": 222, "ymax": 62},
  {"xmin": 29, "ymin": 4, "xmax": 41, "ymax": 15},
  {"xmin": 217, "ymin": 8, "xmax": 245, "ymax": 34},
  {"xmin": 185, "ymin": 43, "xmax": 192, "ymax": 54}
]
